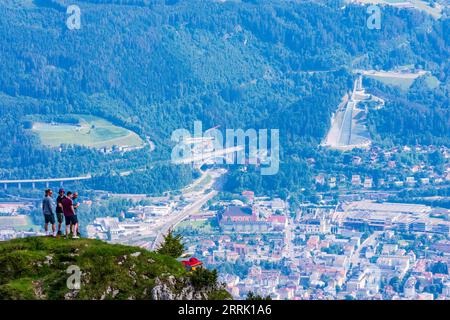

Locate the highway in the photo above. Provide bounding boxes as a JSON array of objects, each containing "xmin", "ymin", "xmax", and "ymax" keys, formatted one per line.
[
  {"xmin": 150, "ymin": 168, "xmax": 225, "ymax": 251},
  {"xmin": 151, "ymin": 190, "xmax": 218, "ymax": 250}
]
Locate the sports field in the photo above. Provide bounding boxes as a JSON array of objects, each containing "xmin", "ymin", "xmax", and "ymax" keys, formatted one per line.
[{"xmin": 31, "ymin": 115, "xmax": 144, "ymax": 149}]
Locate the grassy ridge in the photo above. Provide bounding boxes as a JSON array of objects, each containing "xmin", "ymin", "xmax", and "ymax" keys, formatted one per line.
[{"xmin": 0, "ymin": 237, "xmax": 229, "ymax": 300}]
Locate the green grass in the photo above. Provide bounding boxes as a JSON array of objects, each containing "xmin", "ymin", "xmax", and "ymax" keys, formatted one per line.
[
  {"xmin": 0, "ymin": 277, "xmax": 36, "ymax": 300},
  {"xmin": 194, "ymin": 175, "xmax": 212, "ymax": 192},
  {"xmin": 0, "ymin": 237, "xmax": 185, "ymax": 299},
  {"xmin": 424, "ymin": 75, "xmax": 440, "ymax": 89},
  {"xmin": 0, "ymin": 237, "xmax": 230, "ymax": 300},
  {"xmin": 366, "ymin": 75, "xmax": 416, "ymax": 91},
  {"xmin": 176, "ymin": 219, "xmax": 215, "ymax": 233},
  {"xmin": 367, "ymin": 73, "xmax": 441, "ymax": 91},
  {"xmin": 30, "ymin": 114, "xmax": 144, "ymax": 149},
  {"xmin": 183, "ymin": 174, "xmax": 213, "ymax": 193}
]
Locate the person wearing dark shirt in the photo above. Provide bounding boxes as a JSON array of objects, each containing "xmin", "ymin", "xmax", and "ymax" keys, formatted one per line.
[
  {"xmin": 42, "ymin": 189, "xmax": 56, "ymax": 237},
  {"xmin": 62, "ymin": 191, "xmax": 79, "ymax": 239},
  {"xmin": 56, "ymin": 188, "xmax": 66, "ymax": 236}
]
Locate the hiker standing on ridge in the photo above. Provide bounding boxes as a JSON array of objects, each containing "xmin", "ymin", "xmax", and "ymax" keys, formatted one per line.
[
  {"xmin": 56, "ymin": 188, "xmax": 66, "ymax": 236},
  {"xmin": 42, "ymin": 189, "xmax": 56, "ymax": 237},
  {"xmin": 72, "ymin": 192, "xmax": 81, "ymax": 237},
  {"xmin": 62, "ymin": 191, "xmax": 79, "ymax": 239}
]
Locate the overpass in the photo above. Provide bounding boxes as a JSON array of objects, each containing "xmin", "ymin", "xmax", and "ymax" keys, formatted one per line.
[
  {"xmin": 0, "ymin": 175, "xmax": 92, "ymax": 190},
  {"xmin": 172, "ymin": 145, "xmax": 244, "ymax": 167}
]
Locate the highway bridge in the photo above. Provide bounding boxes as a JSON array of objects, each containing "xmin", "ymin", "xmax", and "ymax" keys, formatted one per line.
[{"xmin": 0, "ymin": 175, "xmax": 92, "ymax": 190}]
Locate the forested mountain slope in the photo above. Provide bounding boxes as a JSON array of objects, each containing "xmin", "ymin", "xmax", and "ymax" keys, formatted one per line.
[{"xmin": 0, "ymin": 0, "xmax": 448, "ymax": 193}]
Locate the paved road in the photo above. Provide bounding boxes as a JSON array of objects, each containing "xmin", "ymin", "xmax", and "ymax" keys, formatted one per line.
[
  {"xmin": 151, "ymin": 190, "xmax": 218, "ymax": 250},
  {"xmin": 150, "ymin": 168, "xmax": 225, "ymax": 250},
  {"xmin": 283, "ymin": 214, "xmax": 295, "ymax": 259}
]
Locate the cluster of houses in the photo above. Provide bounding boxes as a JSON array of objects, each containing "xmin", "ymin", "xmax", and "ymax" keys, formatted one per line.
[
  {"xmin": 86, "ymin": 202, "xmax": 175, "ymax": 246},
  {"xmin": 0, "ymin": 202, "xmax": 40, "ymax": 241},
  {"xmin": 313, "ymin": 145, "xmax": 450, "ymax": 190},
  {"xmin": 214, "ymin": 228, "xmax": 450, "ymax": 300},
  {"xmin": 219, "ymin": 205, "xmax": 286, "ymax": 233},
  {"xmin": 180, "ymin": 192, "xmax": 450, "ymax": 300},
  {"xmin": 316, "ymin": 172, "xmax": 450, "ymax": 190},
  {"xmin": 0, "ymin": 228, "xmax": 43, "ymax": 241}
]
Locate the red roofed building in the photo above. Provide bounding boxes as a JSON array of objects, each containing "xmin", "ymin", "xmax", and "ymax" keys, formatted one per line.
[
  {"xmin": 181, "ymin": 257, "xmax": 203, "ymax": 271},
  {"xmin": 268, "ymin": 215, "xmax": 286, "ymax": 231}
]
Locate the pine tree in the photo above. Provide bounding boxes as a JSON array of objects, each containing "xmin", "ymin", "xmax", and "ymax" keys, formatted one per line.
[
  {"xmin": 246, "ymin": 291, "xmax": 272, "ymax": 300},
  {"xmin": 156, "ymin": 229, "xmax": 184, "ymax": 258}
]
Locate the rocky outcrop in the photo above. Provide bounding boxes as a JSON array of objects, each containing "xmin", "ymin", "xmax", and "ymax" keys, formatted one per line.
[
  {"xmin": 0, "ymin": 237, "xmax": 231, "ymax": 300},
  {"xmin": 151, "ymin": 276, "xmax": 211, "ymax": 300}
]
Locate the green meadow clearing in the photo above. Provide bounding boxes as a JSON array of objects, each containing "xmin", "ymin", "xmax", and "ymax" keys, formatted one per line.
[
  {"xmin": 31, "ymin": 115, "xmax": 144, "ymax": 149},
  {"xmin": 364, "ymin": 71, "xmax": 439, "ymax": 91},
  {"xmin": 176, "ymin": 219, "xmax": 215, "ymax": 233},
  {"xmin": 365, "ymin": 74, "xmax": 418, "ymax": 91}
]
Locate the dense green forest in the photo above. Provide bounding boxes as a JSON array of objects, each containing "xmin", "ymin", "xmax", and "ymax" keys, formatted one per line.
[
  {"xmin": 366, "ymin": 76, "xmax": 449, "ymax": 146},
  {"xmin": 0, "ymin": 0, "xmax": 448, "ymax": 194}
]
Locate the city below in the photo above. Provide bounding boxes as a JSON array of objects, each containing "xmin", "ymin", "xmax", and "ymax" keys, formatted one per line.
[{"xmin": 1, "ymin": 142, "xmax": 449, "ymax": 300}]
